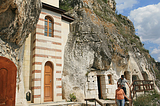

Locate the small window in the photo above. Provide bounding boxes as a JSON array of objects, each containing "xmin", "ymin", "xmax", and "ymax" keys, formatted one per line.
[
  {"xmin": 108, "ymin": 75, "xmax": 112, "ymax": 85},
  {"xmin": 45, "ymin": 16, "xmax": 54, "ymax": 37}
]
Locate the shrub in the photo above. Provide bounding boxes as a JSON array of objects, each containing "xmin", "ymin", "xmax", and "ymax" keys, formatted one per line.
[
  {"xmin": 133, "ymin": 90, "xmax": 160, "ymax": 106},
  {"xmin": 154, "ymin": 69, "xmax": 160, "ymax": 88},
  {"xmin": 69, "ymin": 93, "xmax": 77, "ymax": 102}
]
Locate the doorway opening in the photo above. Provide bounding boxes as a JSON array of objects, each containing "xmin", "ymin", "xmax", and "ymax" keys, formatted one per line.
[
  {"xmin": 97, "ymin": 75, "xmax": 102, "ymax": 99},
  {"xmin": 44, "ymin": 61, "xmax": 53, "ymax": 102},
  {"xmin": 132, "ymin": 75, "xmax": 139, "ymax": 81}
]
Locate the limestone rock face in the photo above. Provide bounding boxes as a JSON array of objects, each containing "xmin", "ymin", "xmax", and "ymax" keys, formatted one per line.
[
  {"xmin": 0, "ymin": 0, "xmax": 41, "ymax": 77},
  {"xmin": 60, "ymin": 0, "xmax": 116, "ymax": 11},
  {"xmin": 61, "ymin": 0, "xmax": 160, "ymax": 101},
  {"xmin": 0, "ymin": 0, "xmax": 41, "ymax": 105},
  {"xmin": 0, "ymin": 0, "xmax": 41, "ymax": 47}
]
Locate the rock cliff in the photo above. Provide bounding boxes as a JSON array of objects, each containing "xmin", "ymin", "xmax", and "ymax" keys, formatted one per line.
[
  {"xmin": 0, "ymin": 0, "xmax": 41, "ymax": 76},
  {"xmin": 60, "ymin": 0, "xmax": 160, "ymax": 101},
  {"xmin": 0, "ymin": 0, "xmax": 41, "ymax": 47},
  {"xmin": 0, "ymin": 0, "xmax": 41, "ymax": 105}
]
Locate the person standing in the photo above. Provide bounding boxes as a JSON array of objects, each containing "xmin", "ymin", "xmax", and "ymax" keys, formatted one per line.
[
  {"xmin": 117, "ymin": 75, "xmax": 130, "ymax": 101},
  {"xmin": 115, "ymin": 84, "xmax": 131, "ymax": 106}
]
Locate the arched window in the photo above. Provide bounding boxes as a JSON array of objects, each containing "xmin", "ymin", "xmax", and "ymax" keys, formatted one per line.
[
  {"xmin": 45, "ymin": 16, "xmax": 54, "ymax": 37},
  {"xmin": 108, "ymin": 75, "xmax": 112, "ymax": 85}
]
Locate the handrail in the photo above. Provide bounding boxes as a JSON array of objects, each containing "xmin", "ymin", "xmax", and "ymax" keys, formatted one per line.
[
  {"xmin": 85, "ymin": 80, "xmax": 154, "ymax": 106},
  {"xmin": 129, "ymin": 80, "xmax": 154, "ymax": 106},
  {"xmin": 84, "ymin": 98, "xmax": 104, "ymax": 106}
]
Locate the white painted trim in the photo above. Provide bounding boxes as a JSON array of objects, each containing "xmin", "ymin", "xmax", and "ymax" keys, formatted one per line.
[{"xmin": 40, "ymin": 58, "xmax": 56, "ymax": 103}]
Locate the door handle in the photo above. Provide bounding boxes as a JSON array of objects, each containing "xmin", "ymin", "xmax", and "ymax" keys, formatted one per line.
[{"xmin": 50, "ymin": 79, "xmax": 51, "ymax": 82}]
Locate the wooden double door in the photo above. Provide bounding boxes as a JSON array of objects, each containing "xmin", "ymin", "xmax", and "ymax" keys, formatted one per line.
[
  {"xmin": 44, "ymin": 61, "xmax": 53, "ymax": 102},
  {"xmin": 0, "ymin": 56, "xmax": 17, "ymax": 106}
]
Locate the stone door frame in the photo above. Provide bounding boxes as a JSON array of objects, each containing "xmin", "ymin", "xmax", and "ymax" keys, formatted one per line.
[{"xmin": 41, "ymin": 59, "xmax": 56, "ymax": 103}]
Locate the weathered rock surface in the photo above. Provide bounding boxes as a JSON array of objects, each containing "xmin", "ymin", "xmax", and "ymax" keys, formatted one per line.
[
  {"xmin": 60, "ymin": 0, "xmax": 160, "ymax": 102},
  {"xmin": 0, "ymin": 0, "xmax": 41, "ymax": 105},
  {"xmin": 0, "ymin": 0, "xmax": 41, "ymax": 70},
  {"xmin": 0, "ymin": 0, "xmax": 41, "ymax": 47}
]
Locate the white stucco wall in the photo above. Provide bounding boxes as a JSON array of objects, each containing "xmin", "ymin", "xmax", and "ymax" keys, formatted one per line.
[
  {"xmin": 42, "ymin": 0, "xmax": 59, "ymax": 8},
  {"xmin": 61, "ymin": 20, "xmax": 70, "ymax": 69},
  {"xmin": 23, "ymin": 34, "xmax": 32, "ymax": 93}
]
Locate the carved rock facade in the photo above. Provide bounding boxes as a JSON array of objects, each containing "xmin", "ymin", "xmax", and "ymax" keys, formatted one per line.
[{"xmin": 61, "ymin": 0, "xmax": 160, "ymax": 101}]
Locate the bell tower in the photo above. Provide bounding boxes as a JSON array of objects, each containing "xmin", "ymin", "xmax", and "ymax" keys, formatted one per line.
[{"xmin": 41, "ymin": 0, "xmax": 59, "ymax": 7}]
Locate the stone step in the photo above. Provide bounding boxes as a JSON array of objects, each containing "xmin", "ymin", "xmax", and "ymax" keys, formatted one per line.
[
  {"xmin": 28, "ymin": 100, "xmax": 129, "ymax": 106},
  {"xmin": 29, "ymin": 102, "xmax": 83, "ymax": 106},
  {"xmin": 29, "ymin": 102, "xmax": 102, "ymax": 106}
]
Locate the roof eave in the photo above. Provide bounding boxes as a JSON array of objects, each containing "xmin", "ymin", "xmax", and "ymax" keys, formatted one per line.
[{"xmin": 42, "ymin": 2, "xmax": 66, "ymax": 14}]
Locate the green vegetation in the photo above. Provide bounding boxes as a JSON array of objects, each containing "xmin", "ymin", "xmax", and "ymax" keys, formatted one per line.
[
  {"xmin": 134, "ymin": 35, "xmax": 140, "ymax": 40},
  {"xmin": 113, "ymin": 22, "xmax": 121, "ymax": 27},
  {"xmin": 97, "ymin": 0, "xmax": 102, "ymax": 4},
  {"xmin": 109, "ymin": 39, "xmax": 114, "ymax": 43},
  {"xmin": 93, "ymin": 8, "xmax": 112, "ymax": 22},
  {"xmin": 141, "ymin": 48, "xmax": 149, "ymax": 53},
  {"xmin": 85, "ymin": 71, "xmax": 90, "ymax": 76},
  {"xmin": 130, "ymin": 38, "xmax": 137, "ymax": 44},
  {"xmin": 136, "ymin": 45, "xmax": 149, "ymax": 53},
  {"xmin": 59, "ymin": 0, "xmax": 73, "ymax": 11},
  {"xmin": 155, "ymin": 69, "xmax": 160, "ymax": 80},
  {"xmin": 69, "ymin": 93, "xmax": 77, "ymax": 102},
  {"xmin": 115, "ymin": 14, "xmax": 129, "ymax": 26},
  {"xmin": 133, "ymin": 90, "xmax": 160, "ymax": 106},
  {"xmin": 102, "ymin": 0, "xmax": 108, "ymax": 3},
  {"xmin": 154, "ymin": 69, "xmax": 160, "ymax": 88},
  {"xmin": 124, "ymin": 47, "xmax": 128, "ymax": 53},
  {"xmin": 119, "ymin": 28, "xmax": 129, "ymax": 39}
]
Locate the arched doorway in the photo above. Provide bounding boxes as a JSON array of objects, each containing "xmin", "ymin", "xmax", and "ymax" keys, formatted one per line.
[
  {"xmin": 44, "ymin": 61, "xmax": 53, "ymax": 102},
  {"xmin": 0, "ymin": 56, "xmax": 17, "ymax": 106}
]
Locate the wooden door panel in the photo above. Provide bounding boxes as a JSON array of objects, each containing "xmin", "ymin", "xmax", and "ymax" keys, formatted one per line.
[
  {"xmin": 0, "ymin": 56, "xmax": 17, "ymax": 106},
  {"xmin": 45, "ymin": 87, "xmax": 50, "ymax": 97},
  {"xmin": 0, "ymin": 69, "xmax": 7, "ymax": 105},
  {"xmin": 45, "ymin": 74, "xmax": 51, "ymax": 85},
  {"xmin": 44, "ymin": 62, "xmax": 53, "ymax": 102}
]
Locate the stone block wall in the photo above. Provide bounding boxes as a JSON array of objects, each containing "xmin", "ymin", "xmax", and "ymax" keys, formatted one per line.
[{"xmin": 86, "ymin": 72, "xmax": 98, "ymax": 98}]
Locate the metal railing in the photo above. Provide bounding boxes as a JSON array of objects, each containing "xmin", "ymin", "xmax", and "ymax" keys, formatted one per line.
[
  {"xmin": 84, "ymin": 98, "xmax": 104, "ymax": 106},
  {"xmin": 85, "ymin": 80, "xmax": 154, "ymax": 106},
  {"xmin": 129, "ymin": 80, "xmax": 154, "ymax": 106}
]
